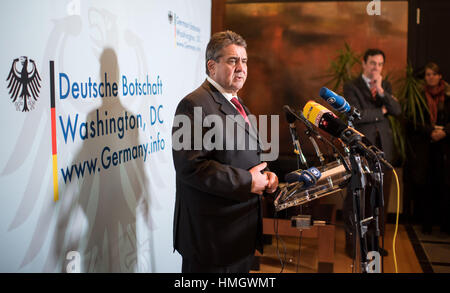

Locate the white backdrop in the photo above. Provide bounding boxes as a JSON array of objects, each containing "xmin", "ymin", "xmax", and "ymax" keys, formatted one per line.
[{"xmin": 0, "ymin": 0, "xmax": 211, "ymax": 272}]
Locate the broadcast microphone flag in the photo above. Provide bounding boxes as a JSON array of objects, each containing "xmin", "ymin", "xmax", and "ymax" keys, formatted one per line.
[
  {"xmin": 303, "ymin": 100, "xmax": 357, "ymax": 140},
  {"xmin": 302, "ymin": 101, "xmax": 332, "ymax": 127}
]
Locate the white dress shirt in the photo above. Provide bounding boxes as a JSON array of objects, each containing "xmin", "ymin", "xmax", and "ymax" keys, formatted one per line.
[{"xmin": 206, "ymin": 76, "xmax": 239, "ymax": 110}]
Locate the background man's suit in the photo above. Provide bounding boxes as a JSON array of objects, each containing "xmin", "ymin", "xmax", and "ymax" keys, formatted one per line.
[
  {"xmin": 172, "ymin": 80, "xmax": 264, "ymax": 269},
  {"xmin": 343, "ymin": 76, "xmax": 401, "ymax": 164}
]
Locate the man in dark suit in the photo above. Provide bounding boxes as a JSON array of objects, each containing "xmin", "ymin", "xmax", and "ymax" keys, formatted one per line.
[
  {"xmin": 172, "ymin": 31, "xmax": 279, "ymax": 273},
  {"xmin": 342, "ymin": 49, "xmax": 401, "ymax": 258}
]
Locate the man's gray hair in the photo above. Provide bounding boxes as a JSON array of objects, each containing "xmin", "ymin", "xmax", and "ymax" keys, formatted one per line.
[{"xmin": 205, "ymin": 30, "xmax": 247, "ymax": 76}]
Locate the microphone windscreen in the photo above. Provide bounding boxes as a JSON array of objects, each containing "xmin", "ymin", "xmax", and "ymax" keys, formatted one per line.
[
  {"xmin": 302, "ymin": 101, "xmax": 347, "ymax": 138},
  {"xmin": 319, "ymin": 87, "xmax": 351, "ymax": 113},
  {"xmin": 285, "ymin": 167, "xmax": 321, "ymax": 187},
  {"xmin": 303, "ymin": 101, "xmax": 329, "ymax": 126},
  {"xmin": 285, "ymin": 170, "xmax": 302, "ymax": 183}
]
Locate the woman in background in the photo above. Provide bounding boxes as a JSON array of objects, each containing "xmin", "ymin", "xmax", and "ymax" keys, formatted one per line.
[{"xmin": 405, "ymin": 62, "xmax": 450, "ymax": 234}]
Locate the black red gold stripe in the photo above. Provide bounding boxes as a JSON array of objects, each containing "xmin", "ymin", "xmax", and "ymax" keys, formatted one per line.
[{"xmin": 50, "ymin": 61, "xmax": 58, "ymax": 201}]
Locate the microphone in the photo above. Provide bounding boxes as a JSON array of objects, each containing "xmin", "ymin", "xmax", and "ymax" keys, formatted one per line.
[
  {"xmin": 285, "ymin": 167, "xmax": 321, "ymax": 186},
  {"xmin": 319, "ymin": 87, "xmax": 360, "ymax": 122},
  {"xmin": 278, "ymin": 166, "xmax": 321, "ymax": 204},
  {"xmin": 302, "ymin": 101, "xmax": 348, "ymax": 139},
  {"xmin": 283, "ymin": 105, "xmax": 308, "ymax": 168},
  {"xmin": 302, "ymin": 101, "xmax": 392, "ymax": 168},
  {"xmin": 284, "ymin": 106, "xmax": 333, "ymax": 168},
  {"xmin": 284, "ymin": 105, "xmax": 297, "ymax": 124},
  {"xmin": 281, "ymin": 105, "xmax": 352, "ymax": 173}
]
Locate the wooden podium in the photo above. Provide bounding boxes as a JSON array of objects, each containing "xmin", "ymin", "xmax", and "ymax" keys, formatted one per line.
[{"xmin": 256, "ymin": 217, "xmax": 336, "ymax": 273}]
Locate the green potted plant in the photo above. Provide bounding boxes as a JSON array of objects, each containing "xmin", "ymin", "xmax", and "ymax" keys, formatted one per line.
[
  {"xmin": 394, "ymin": 62, "xmax": 429, "ymax": 165},
  {"xmin": 396, "ymin": 63, "xmax": 429, "ymax": 128},
  {"xmin": 324, "ymin": 42, "xmax": 361, "ymax": 93}
]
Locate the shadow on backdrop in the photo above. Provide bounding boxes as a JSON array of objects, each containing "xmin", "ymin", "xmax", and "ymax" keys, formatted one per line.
[{"xmin": 53, "ymin": 48, "xmax": 154, "ymax": 272}]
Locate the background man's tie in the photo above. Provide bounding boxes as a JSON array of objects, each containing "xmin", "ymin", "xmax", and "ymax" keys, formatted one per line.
[{"xmin": 370, "ymin": 80, "xmax": 377, "ymax": 100}]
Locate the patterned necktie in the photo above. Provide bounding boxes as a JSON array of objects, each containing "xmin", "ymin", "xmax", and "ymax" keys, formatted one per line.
[
  {"xmin": 231, "ymin": 97, "xmax": 250, "ymax": 124},
  {"xmin": 370, "ymin": 80, "xmax": 377, "ymax": 99}
]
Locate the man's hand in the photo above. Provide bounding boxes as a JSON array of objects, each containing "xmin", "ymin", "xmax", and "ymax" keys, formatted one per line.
[
  {"xmin": 372, "ymin": 73, "xmax": 384, "ymax": 96},
  {"xmin": 249, "ymin": 162, "xmax": 269, "ymax": 195},
  {"xmin": 264, "ymin": 171, "xmax": 279, "ymax": 194}
]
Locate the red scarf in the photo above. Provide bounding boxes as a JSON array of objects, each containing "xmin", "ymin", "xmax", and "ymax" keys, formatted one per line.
[{"xmin": 425, "ymin": 79, "xmax": 446, "ymax": 125}]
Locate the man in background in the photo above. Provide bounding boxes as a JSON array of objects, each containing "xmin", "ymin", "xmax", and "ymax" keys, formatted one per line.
[{"xmin": 342, "ymin": 48, "xmax": 401, "ymax": 258}]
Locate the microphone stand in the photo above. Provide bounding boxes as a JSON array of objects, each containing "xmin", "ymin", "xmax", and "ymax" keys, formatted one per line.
[
  {"xmin": 306, "ymin": 129, "xmax": 325, "ymax": 167},
  {"xmin": 346, "ymin": 107, "xmax": 361, "ymax": 128},
  {"xmin": 351, "ymin": 150, "xmax": 385, "ymax": 273},
  {"xmin": 344, "ymin": 112, "xmax": 384, "ymax": 273},
  {"xmin": 367, "ymin": 157, "xmax": 385, "ymax": 273},
  {"xmin": 347, "ymin": 149, "xmax": 370, "ymax": 273},
  {"xmin": 296, "ymin": 111, "xmax": 351, "ymax": 174},
  {"xmin": 291, "ymin": 129, "xmax": 308, "ymax": 170},
  {"xmin": 284, "ymin": 106, "xmax": 308, "ymax": 169}
]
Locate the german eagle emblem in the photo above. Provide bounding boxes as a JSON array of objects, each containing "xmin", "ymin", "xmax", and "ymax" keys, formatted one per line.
[{"xmin": 6, "ymin": 56, "xmax": 41, "ymax": 112}]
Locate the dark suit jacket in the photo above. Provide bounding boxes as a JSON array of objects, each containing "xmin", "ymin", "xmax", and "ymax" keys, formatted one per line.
[
  {"xmin": 172, "ymin": 80, "xmax": 264, "ymax": 266},
  {"xmin": 343, "ymin": 75, "xmax": 402, "ymax": 163}
]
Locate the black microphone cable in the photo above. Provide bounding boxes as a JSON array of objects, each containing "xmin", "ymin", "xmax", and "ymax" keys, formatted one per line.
[{"xmin": 273, "ymin": 210, "xmax": 287, "ymax": 273}]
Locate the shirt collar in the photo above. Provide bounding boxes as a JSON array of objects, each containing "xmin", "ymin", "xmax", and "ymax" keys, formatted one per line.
[
  {"xmin": 206, "ymin": 76, "xmax": 237, "ymax": 105},
  {"xmin": 362, "ymin": 74, "xmax": 372, "ymax": 87}
]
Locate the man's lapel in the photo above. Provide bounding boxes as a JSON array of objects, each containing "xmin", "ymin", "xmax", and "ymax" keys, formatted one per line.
[
  {"xmin": 357, "ymin": 75, "xmax": 372, "ymax": 98},
  {"xmin": 202, "ymin": 80, "xmax": 261, "ymax": 148}
]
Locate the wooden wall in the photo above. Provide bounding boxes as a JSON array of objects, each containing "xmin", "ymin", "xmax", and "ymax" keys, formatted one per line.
[{"xmin": 211, "ymin": 0, "xmax": 226, "ymax": 34}]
